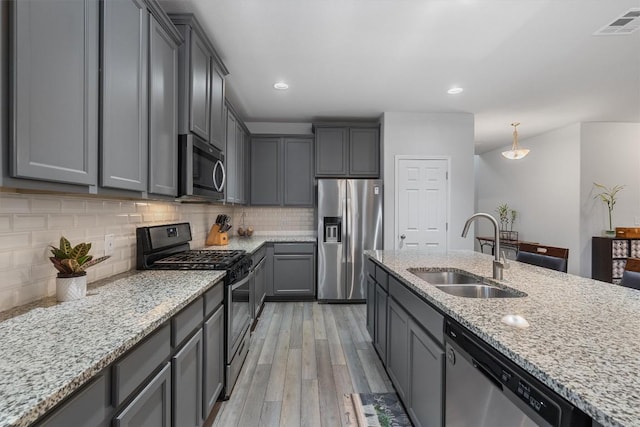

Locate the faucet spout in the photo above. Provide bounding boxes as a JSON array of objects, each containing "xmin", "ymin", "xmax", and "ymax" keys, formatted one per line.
[{"xmin": 461, "ymin": 213, "xmax": 504, "ymax": 280}]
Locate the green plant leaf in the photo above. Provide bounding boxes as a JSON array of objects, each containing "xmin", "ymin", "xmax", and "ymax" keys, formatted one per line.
[
  {"xmin": 60, "ymin": 237, "xmax": 72, "ymax": 256},
  {"xmin": 82, "ymin": 255, "xmax": 110, "ymax": 270}
]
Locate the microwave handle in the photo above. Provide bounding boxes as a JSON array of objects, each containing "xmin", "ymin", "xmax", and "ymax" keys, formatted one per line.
[{"xmin": 213, "ymin": 159, "xmax": 226, "ymax": 192}]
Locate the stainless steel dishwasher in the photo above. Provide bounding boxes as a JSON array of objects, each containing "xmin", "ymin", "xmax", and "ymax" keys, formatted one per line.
[{"xmin": 444, "ymin": 320, "xmax": 591, "ymax": 427}]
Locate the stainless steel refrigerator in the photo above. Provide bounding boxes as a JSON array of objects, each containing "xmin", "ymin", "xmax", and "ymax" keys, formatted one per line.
[{"xmin": 317, "ymin": 179, "xmax": 383, "ymax": 301}]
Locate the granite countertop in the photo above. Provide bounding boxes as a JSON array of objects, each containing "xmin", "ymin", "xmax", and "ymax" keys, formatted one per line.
[
  {"xmin": 204, "ymin": 234, "xmax": 317, "ymax": 253},
  {"xmin": 0, "ymin": 270, "xmax": 225, "ymax": 427},
  {"xmin": 365, "ymin": 249, "xmax": 640, "ymax": 427}
]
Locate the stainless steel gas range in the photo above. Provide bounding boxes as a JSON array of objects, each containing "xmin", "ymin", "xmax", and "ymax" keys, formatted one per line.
[{"xmin": 136, "ymin": 222, "xmax": 251, "ymax": 399}]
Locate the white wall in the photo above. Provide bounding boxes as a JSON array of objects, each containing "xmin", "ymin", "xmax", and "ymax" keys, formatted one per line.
[
  {"xmin": 381, "ymin": 112, "xmax": 475, "ymax": 251},
  {"xmin": 476, "ymin": 124, "xmax": 582, "ymax": 274},
  {"xmin": 579, "ymin": 122, "xmax": 640, "ymax": 277}
]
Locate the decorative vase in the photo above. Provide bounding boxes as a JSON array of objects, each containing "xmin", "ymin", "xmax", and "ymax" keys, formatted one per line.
[{"xmin": 56, "ymin": 275, "xmax": 87, "ymax": 302}]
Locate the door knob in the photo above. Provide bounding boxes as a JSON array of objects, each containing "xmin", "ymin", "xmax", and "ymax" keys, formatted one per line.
[{"xmin": 400, "ymin": 234, "xmax": 406, "ymax": 240}]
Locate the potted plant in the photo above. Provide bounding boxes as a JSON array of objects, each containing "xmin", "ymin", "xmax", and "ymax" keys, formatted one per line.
[
  {"xmin": 49, "ymin": 237, "xmax": 110, "ymax": 302},
  {"xmin": 593, "ymin": 182, "xmax": 625, "ymax": 237}
]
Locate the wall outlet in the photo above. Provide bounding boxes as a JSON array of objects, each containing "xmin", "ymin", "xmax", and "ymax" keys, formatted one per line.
[
  {"xmin": 104, "ymin": 234, "xmax": 115, "ymax": 256},
  {"xmin": 635, "ymin": 216, "xmax": 640, "ymax": 226}
]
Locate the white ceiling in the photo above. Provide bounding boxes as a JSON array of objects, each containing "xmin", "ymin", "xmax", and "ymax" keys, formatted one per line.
[{"xmin": 160, "ymin": 0, "xmax": 640, "ymax": 153}]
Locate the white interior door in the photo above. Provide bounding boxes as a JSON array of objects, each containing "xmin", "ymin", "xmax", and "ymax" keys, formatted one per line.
[{"xmin": 396, "ymin": 157, "xmax": 449, "ymax": 251}]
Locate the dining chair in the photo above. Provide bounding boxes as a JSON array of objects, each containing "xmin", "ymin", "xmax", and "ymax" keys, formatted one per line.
[
  {"xmin": 516, "ymin": 243, "xmax": 569, "ymax": 273},
  {"xmin": 620, "ymin": 258, "xmax": 640, "ymax": 290}
]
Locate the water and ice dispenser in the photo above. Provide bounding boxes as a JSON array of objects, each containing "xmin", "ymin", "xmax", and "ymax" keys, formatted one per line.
[{"xmin": 323, "ymin": 217, "xmax": 342, "ymax": 243}]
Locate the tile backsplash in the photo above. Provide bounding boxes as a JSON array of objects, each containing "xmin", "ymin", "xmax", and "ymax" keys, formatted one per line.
[{"xmin": 0, "ymin": 192, "xmax": 314, "ymax": 311}]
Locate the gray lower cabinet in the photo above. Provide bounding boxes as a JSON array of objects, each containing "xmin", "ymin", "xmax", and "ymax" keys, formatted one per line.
[
  {"xmin": 11, "ymin": 0, "xmax": 99, "ymax": 186},
  {"xmin": 148, "ymin": 13, "xmax": 179, "ymax": 196},
  {"xmin": 272, "ymin": 243, "xmax": 316, "ymax": 298},
  {"xmin": 386, "ymin": 297, "xmax": 408, "ymax": 400},
  {"xmin": 313, "ymin": 124, "xmax": 380, "ymax": 178},
  {"xmin": 374, "ymin": 282, "xmax": 388, "ymax": 363},
  {"xmin": 407, "ymin": 318, "xmax": 444, "ymax": 427},
  {"xmin": 34, "ymin": 280, "xmax": 227, "ymax": 426},
  {"xmin": 377, "ymin": 269, "xmax": 444, "ymax": 427},
  {"xmin": 113, "ymin": 363, "xmax": 172, "ymax": 427},
  {"xmin": 250, "ymin": 136, "xmax": 314, "ymax": 206},
  {"xmin": 366, "ymin": 276, "xmax": 375, "ymax": 339},
  {"xmin": 173, "ymin": 329, "xmax": 203, "ymax": 427},
  {"xmin": 101, "ymin": 0, "xmax": 149, "ymax": 191},
  {"xmin": 203, "ymin": 304, "xmax": 224, "ymax": 419},
  {"xmin": 37, "ymin": 372, "xmax": 111, "ymax": 427}
]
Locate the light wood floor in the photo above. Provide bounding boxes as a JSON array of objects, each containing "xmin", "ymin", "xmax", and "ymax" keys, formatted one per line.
[{"xmin": 213, "ymin": 302, "xmax": 395, "ymax": 427}]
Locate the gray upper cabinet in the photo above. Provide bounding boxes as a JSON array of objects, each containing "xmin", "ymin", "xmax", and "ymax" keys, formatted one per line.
[
  {"xmin": 210, "ymin": 66, "xmax": 226, "ymax": 150},
  {"xmin": 224, "ymin": 104, "xmax": 249, "ymax": 205},
  {"xmin": 314, "ymin": 128, "xmax": 348, "ymax": 177},
  {"xmin": 314, "ymin": 124, "xmax": 380, "ymax": 178},
  {"xmin": 225, "ymin": 113, "xmax": 238, "ymax": 203},
  {"xmin": 349, "ymin": 128, "xmax": 380, "ymax": 177},
  {"xmin": 148, "ymin": 13, "xmax": 180, "ymax": 196},
  {"xmin": 283, "ymin": 138, "xmax": 314, "ymax": 206},
  {"xmin": 188, "ymin": 30, "xmax": 211, "ymax": 140},
  {"xmin": 171, "ymin": 13, "xmax": 228, "ymax": 150},
  {"xmin": 101, "ymin": 0, "xmax": 149, "ymax": 192},
  {"xmin": 250, "ymin": 137, "xmax": 281, "ymax": 205},
  {"xmin": 11, "ymin": 0, "xmax": 99, "ymax": 186},
  {"xmin": 250, "ymin": 136, "xmax": 313, "ymax": 206}
]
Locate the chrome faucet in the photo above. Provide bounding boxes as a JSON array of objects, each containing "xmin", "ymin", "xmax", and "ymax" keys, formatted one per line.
[{"xmin": 461, "ymin": 213, "xmax": 507, "ymax": 280}]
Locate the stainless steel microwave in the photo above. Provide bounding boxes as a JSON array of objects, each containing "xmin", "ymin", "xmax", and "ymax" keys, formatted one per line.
[{"xmin": 178, "ymin": 134, "xmax": 226, "ymax": 202}]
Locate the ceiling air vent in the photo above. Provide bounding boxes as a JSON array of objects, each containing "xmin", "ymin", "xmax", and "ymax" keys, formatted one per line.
[{"xmin": 594, "ymin": 8, "xmax": 640, "ymax": 35}]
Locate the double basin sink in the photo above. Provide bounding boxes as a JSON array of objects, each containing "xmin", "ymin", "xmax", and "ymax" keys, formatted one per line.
[{"xmin": 408, "ymin": 269, "xmax": 525, "ymax": 298}]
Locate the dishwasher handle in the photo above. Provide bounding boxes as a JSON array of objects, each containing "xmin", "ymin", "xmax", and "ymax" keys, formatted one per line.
[{"xmin": 472, "ymin": 358, "xmax": 503, "ymax": 391}]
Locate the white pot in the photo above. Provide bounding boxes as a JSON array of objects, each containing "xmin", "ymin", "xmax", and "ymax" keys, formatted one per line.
[{"xmin": 56, "ymin": 275, "xmax": 87, "ymax": 302}]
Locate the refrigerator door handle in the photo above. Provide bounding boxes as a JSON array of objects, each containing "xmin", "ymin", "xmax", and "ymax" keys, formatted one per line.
[{"xmin": 345, "ymin": 180, "xmax": 353, "ymax": 299}]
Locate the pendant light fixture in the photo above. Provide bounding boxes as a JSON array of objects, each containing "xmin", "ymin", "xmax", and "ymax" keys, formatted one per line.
[{"xmin": 501, "ymin": 122, "xmax": 530, "ymax": 160}]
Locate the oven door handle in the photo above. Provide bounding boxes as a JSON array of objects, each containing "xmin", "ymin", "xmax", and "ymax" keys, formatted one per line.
[
  {"xmin": 230, "ymin": 274, "xmax": 251, "ymax": 290},
  {"xmin": 252, "ymin": 257, "xmax": 266, "ymax": 272}
]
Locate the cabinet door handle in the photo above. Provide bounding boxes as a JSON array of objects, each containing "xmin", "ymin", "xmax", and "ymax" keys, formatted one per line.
[{"xmin": 400, "ymin": 234, "xmax": 406, "ymax": 240}]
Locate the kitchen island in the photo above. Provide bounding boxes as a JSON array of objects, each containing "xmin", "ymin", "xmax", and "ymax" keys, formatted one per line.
[
  {"xmin": 366, "ymin": 249, "xmax": 640, "ymax": 427},
  {"xmin": 0, "ymin": 269, "xmax": 225, "ymax": 427}
]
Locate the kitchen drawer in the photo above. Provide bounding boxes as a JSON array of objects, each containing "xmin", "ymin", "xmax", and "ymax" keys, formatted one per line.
[
  {"xmin": 389, "ymin": 276, "xmax": 444, "ymax": 344},
  {"xmin": 273, "ymin": 242, "xmax": 315, "ymax": 254},
  {"xmin": 38, "ymin": 371, "xmax": 111, "ymax": 427},
  {"xmin": 366, "ymin": 258, "xmax": 376, "ymax": 278},
  {"xmin": 375, "ymin": 265, "xmax": 388, "ymax": 291},
  {"xmin": 204, "ymin": 281, "xmax": 224, "ymax": 318},
  {"xmin": 172, "ymin": 297, "xmax": 204, "ymax": 347},
  {"xmin": 113, "ymin": 323, "xmax": 171, "ymax": 406}
]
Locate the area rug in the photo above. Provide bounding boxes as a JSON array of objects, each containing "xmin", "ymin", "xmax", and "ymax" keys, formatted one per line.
[{"xmin": 344, "ymin": 392, "xmax": 412, "ymax": 427}]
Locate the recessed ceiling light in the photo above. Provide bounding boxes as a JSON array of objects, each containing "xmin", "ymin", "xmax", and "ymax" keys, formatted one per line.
[
  {"xmin": 274, "ymin": 82, "xmax": 289, "ymax": 90},
  {"xmin": 447, "ymin": 87, "xmax": 464, "ymax": 95}
]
